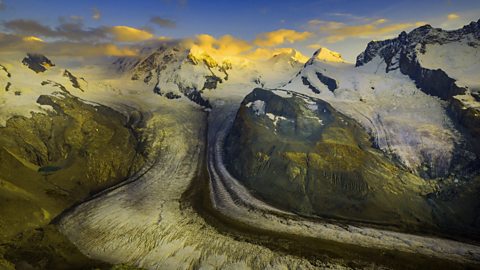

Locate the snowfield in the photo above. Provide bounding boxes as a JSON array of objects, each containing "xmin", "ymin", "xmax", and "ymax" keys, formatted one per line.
[{"xmin": 284, "ymin": 56, "xmax": 459, "ymax": 177}]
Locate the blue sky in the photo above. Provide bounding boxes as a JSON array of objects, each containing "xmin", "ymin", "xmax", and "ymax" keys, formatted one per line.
[{"xmin": 1, "ymin": 0, "xmax": 479, "ymax": 61}]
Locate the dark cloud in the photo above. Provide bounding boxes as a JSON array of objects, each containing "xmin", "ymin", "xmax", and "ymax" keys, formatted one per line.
[
  {"xmin": 2, "ymin": 19, "xmax": 109, "ymax": 41},
  {"xmin": 3, "ymin": 19, "xmax": 56, "ymax": 37},
  {"xmin": 0, "ymin": 0, "xmax": 5, "ymax": 11},
  {"xmin": 150, "ymin": 16, "xmax": 176, "ymax": 28}
]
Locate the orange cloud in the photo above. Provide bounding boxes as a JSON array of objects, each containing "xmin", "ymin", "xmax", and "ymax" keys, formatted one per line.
[
  {"xmin": 254, "ymin": 29, "xmax": 312, "ymax": 47},
  {"xmin": 22, "ymin": 35, "xmax": 44, "ymax": 42},
  {"xmin": 447, "ymin": 13, "xmax": 460, "ymax": 20},
  {"xmin": 248, "ymin": 47, "xmax": 309, "ymax": 63},
  {"xmin": 317, "ymin": 20, "xmax": 425, "ymax": 43},
  {"xmin": 109, "ymin": 26, "xmax": 154, "ymax": 42}
]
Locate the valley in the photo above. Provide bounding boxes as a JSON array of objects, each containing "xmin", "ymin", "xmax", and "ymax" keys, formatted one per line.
[{"xmin": 0, "ymin": 15, "xmax": 479, "ymax": 270}]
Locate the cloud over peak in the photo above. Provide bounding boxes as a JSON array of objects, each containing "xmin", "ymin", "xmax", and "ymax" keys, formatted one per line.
[
  {"xmin": 310, "ymin": 18, "xmax": 426, "ymax": 43},
  {"xmin": 110, "ymin": 26, "xmax": 154, "ymax": 42},
  {"xmin": 254, "ymin": 29, "xmax": 312, "ymax": 47}
]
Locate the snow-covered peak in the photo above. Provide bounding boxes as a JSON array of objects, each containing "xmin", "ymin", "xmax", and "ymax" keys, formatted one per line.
[
  {"xmin": 311, "ymin": 47, "xmax": 345, "ymax": 63},
  {"xmin": 269, "ymin": 48, "xmax": 309, "ymax": 64}
]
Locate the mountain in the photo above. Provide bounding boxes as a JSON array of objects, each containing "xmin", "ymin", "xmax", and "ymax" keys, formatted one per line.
[
  {"xmin": 282, "ymin": 21, "xmax": 480, "ymax": 180},
  {"xmin": 112, "ymin": 44, "xmax": 306, "ymax": 107},
  {"xmin": 224, "ymin": 88, "xmax": 436, "ymax": 229},
  {"xmin": 356, "ymin": 20, "xmax": 480, "ymax": 158},
  {"xmin": 223, "ymin": 20, "xmax": 480, "ymax": 240}
]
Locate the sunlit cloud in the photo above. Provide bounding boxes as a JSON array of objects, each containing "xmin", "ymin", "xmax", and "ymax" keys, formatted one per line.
[
  {"xmin": 307, "ymin": 43, "xmax": 322, "ymax": 49},
  {"xmin": 254, "ymin": 29, "xmax": 312, "ymax": 47},
  {"xmin": 188, "ymin": 34, "xmax": 252, "ymax": 63},
  {"xmin": 186, "ymin": 33, "xmax": 310, "ymax": 63},
  {"xmin": 247, "ymin": 47, "xmax": 309, "ymax": 62},
  {"xmin": 312, "ymin": 19, "xmax": 426, "ymax": 43},
  {"xmin": 22, "ymin": 35, "xmax": 44, "ymax": 42},
  {"xmin": 109, "ymin": 26, "xmax": 154, "ymax": 42},
  {"xmin": 447, "ymin": 13, "xmax": 460, "ymax": 20},
  {"xmin": 92, "ymin": 8, "xmax": 101, "ymax": 20}
]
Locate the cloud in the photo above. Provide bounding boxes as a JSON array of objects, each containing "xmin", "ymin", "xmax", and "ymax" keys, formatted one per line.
[
  {"xmin": 150, "ymin": 16, "xmax": 176, "ymax": 28},
  {"xmin": 447, "ymin": 13, "xmax": 460, "ymax": 20},
  {"xmin": 2, "ymin": 19, "xmax": 108, "ymax": 41},
  {"xmin": 2, "ymin": 19, "xmax": 154, "ymax": 42},
  {"xmin": 109, "ymin": 26, "xmax": 154, "ymax": 42},
  {"xmin": 187, "ymin": 33, "xmax": 311, "ymax": 63},
  {"xmin": 254, "ymin": 29, "xmax": 312, "ymax": 47},
  {"xmin": 0, "ymin": 32, "xmax": 138, "ymax": 57},
  {"xmin": 0, "ymin": 0, "xmax": 5, "ymax": 11},
  {"xmin": 22, "ymin": 36, "xmax": 44, "ymax": 42},
  {"xmin": 3, "ymin": 19, "xmax": 57, "ymax": 37},
  {"xmin": 314, "ymin": 19, "xmax": 424, "ymax": 43},
  {"xmin": 191, "ymin": 34, "xmax": 252, "ymax": 57},
  {"xmin": 92, "ymin": 8, "xmax": 101, "ymax": 20},
  {"xmin": 247, "ymin": 47, "xmax": 309, "ymax": 62},
  {"xmin": 307, "ymin": 43, "xmax": 322, "ymax": 49}
]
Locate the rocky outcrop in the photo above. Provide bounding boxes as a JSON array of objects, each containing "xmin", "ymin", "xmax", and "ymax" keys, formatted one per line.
[
  {"xmin": 22, "ymin": 54, "xmax": 55, "ymax": 73},
  {"xmin": 301, "ymin": 76, "xmax": 320, "ymax": 93},
  {"xmin": 224, "ymin": 88, "xmax": 438, "ymax": 229},
  {"xmin": 202, "ymin": 75, "xmax": 222, "ymax": 90},
  {"xmin": 63, "ymin": 70, "xmax": 84, "ymax": 92},
  {"xmin": 0, "ymin": 64, "xmax": 11, "ymax": 78},
  {"xmin": 316, "ymin": 72, "xmax": 337, "ymax": 92}
]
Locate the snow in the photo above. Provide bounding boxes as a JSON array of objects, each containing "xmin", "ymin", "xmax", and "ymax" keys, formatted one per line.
[
  {"xmin": 246, "ymin": 100, "xmax": 265, "ymax": 115},
  {"xmin": 284, "ymin": 55, "xmax": 458, "ymax": 175},
  {"xmin": 417, "ymin": 40, "xmax": 480, "ymax": 90},
  {"xmin": 312, "ymin": 47, "xmax": 346, "ymax": 63},
  {"xmin": 266, "ymin": 112, "xmax": 288, "ymax": 127}
]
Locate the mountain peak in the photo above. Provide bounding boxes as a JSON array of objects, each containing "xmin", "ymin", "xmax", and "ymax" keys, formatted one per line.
[
  {"xmin": 270, "ymin": 48, "xmax": 309, "ymax": 63},
  {"xmin": 311, "ymin": 47, "xmax": 345, "ymax": 63}
]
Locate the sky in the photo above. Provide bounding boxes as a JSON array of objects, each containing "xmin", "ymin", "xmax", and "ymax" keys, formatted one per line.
[{"xmin": 0, "ymin": 0, "xmax": 479, "ymax": 62}]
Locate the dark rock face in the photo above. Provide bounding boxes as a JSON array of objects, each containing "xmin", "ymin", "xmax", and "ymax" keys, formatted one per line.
[
  {"xmin": 41, "ymin": 80, "xmax": 69, "ymax": 93},
  {"xmin": 316, "ymin": 72, "xmax": 337, "ymax": 92},
  {"xmin": 183, "ymin": 88, "xmax": 211, "ymax": 108},
  {"xmin": 5, "ymin": 82, "xmax": 11, "ymax": 92},
  {"xmin": 63, "ymin": 70, "xmax": 84, "ymax": 92},
  {"xmin": 398, "ymin": 54, "xmax": 465, "ymax": 99},
  {"xmin": 22, "ymin": 54, "xmax": 55, "ymax": 73},
  {"xmin": 202, "ymin": 75, "xmax": 222, "ymax": 90},
  {"xmin": 153, "ymin": 84, "xmax": 181, "ymax": 99},
  {"xmin": 301, "ymin": 76, "xmax": 320, "ymax": 93},
  {"xmin": 356, "ymin": 20, "xmax": 480, "ymax": 69},
  {"xmin": 0, "ymin": 64, "xmax": 11, "ymax": 78}
]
